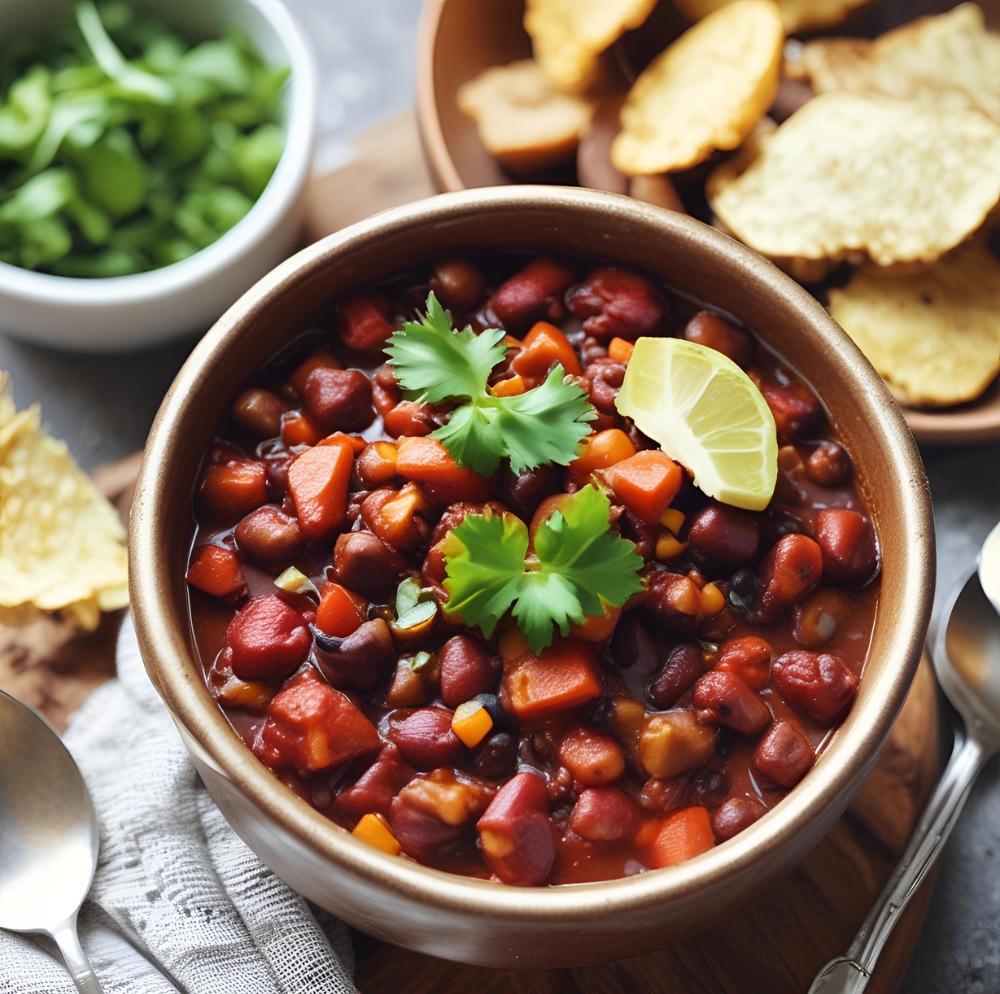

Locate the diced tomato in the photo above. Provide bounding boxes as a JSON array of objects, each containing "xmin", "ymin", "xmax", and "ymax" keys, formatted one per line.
[
  {"xmin": 395, "ymin": 436, "xmax": 492, "ymax": 502},
  {"xmin": 254, "ymin": 668, "xmax": 382, "ymax": 776},
  {"xmin": 337, "ymin": 294, "xmax": 395, "ymax": 351},
  {"xmin": 570, "ymin": 429, "xmax": 636, "ymax": 476},
  {"xmin": 605, "ymin": 450, "xmax": 683, "ymax": 526},
  {"xmin": 511, "ymin": 321, "xmax": 582, "ymax": 378},
  {"xmin": 186, "ymin": 544, "xmax": 245, "ymax": 600},
  {"xmin": 287, "ymin": 436, "xmax": 355, "ymax": 539},
  {"xmin": 643, "ymin": 806, "xmax": 715, "ymax": 869},
  {"xmin": 201, "ymin": 461, "xmax": 268, "ymax": 517},
  {"xmin": 315, "ymin": 582, "xmax": 367, "ymax": 638},
  {"xmin": 502, "ymin": 639, "xmax": 603, "ymax": 722}
]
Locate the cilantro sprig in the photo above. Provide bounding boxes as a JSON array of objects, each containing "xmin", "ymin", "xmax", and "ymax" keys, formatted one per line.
[
  {"xmin": 442, "ymin": 486, "xmax": 645, "ymax": 653},
  {"xmin": 385, "ymin": 293, "xmax": 595, "ymax": 475}
]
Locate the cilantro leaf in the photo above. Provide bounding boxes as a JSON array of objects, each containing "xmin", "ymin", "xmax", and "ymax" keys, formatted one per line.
[
  {"xmin": 385, "ymin": 293, "xmax": 595, "ymax": 475},
  {"xmin": 385, "ymin": 292, "xmax": 506, "ymax": 404},
  {"xmin": 442, "ymin": 486, "xmax": 645, "ymax": 653}
]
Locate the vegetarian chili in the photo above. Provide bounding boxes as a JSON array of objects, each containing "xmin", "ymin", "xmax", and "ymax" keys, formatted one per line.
[{"xmin": 186, "ymin": 253, "xmax": 879, "ymax": 886}]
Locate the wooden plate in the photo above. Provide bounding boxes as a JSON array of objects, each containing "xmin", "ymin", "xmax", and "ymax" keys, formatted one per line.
[{"xmin": 414, "ymin": 0, "xmax": 1000, "ymax": 447}]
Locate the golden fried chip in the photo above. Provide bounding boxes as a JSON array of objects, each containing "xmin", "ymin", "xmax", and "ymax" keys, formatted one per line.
[
  {"xmin": 673, "ymin": 0, "xmax": 871, "ymax": 34},
  {"xmin": 524, "ymin": 0, "xmax": 659, "ymax": 91},
  {"xmin": 0, "ymin": 374, "xmax": 128, "ymax": 629},
  {"xmin": 828, "ymin": 239, "xmax": 1000, "ymax": 408},
  {"xmin": 611, "ymin": 1, "xmax": 783, "ymax": 175},
  {"xmin": 457, "ymin": 60, "xmax": 594, "ymax": 174},
  {"xmin": 796, "ymin": 4, "xmax": 1000, "ymax": 124},
  {"xmin": 706, "ymin": 92, "xmax": 1000, "ymax": 267}
]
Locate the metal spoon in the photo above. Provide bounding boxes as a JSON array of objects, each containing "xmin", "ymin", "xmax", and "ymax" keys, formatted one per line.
[
  {"xmin": 0, "ymin": 691, "xmax": 104, "ymax": 993},
  {"xmin": 810, "ymin": 520, "xmax": 1000, "ymax": 993}
]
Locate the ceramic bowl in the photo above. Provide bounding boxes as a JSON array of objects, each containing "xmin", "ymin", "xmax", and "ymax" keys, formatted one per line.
[
  {"xmin": 130, "ymin": 185, "xmax": 934, "ymax": 968},
  {"xmin": 0, "ymin": 0, "xmax": 317, "ymax": 352}
]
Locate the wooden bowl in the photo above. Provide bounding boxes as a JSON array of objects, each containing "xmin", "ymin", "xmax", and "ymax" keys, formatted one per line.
[
  {"xmin": 415, "ymin": 0, "xmax": 1000, "ymax": 444},
  {"xmin": 130, "ymin": 186, "xmax": 934, "ymax": 969}
]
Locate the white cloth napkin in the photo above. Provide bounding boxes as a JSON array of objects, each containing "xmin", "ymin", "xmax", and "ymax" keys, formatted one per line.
[{"xmin": 0, "ymin": 615, "xmax": 357, "ymax": 994}]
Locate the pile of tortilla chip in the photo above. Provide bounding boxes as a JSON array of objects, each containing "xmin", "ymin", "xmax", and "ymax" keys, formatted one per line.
[
  {"xmin": 455, "ymin": 0, "xmax": 1000, "ymax": 410},
  {"xmin": 0, "ymin": 372, "xmax": 128, "ymax": 630}
]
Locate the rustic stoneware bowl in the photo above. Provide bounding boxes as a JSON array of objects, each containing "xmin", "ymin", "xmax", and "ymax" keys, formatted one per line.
[{"xmin": 130, "ymin": 186, "xmax": 934, "ymax": 969}]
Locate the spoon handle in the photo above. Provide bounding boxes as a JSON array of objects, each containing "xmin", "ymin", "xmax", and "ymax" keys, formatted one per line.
[
  {"xmin": 808, "ymin": 733, "xmax": 988, "ymax": 994},
  {"xmin": 51, "ymin": 915, "xmax": 104, "ymax": 994}
]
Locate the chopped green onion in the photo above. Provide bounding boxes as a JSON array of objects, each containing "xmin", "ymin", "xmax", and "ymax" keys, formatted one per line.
[
  {"xmin": 274, "ymin": 567, "xmax": 320, "ymax": 599},
  {"xmin": 409, "ymin": 651, "xmax": 434, "ymax": 673}
]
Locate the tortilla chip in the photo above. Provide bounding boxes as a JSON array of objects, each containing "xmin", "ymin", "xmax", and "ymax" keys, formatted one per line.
[
  {"xmin": 795, "ymin": 4, "xmax": 1000, "ymax": 125},
  {"xmin": 828, "ymin": 239, "xmax": 1000, "ymax": 408},
  {"xmin": 458, "ymin": 60, "xmax": 595, "ymax": 174},
  {"xmin": 673, "ymin": 0, "xmax": 872, "ymax": 34},
  {"xmin": 706, "ymin": 92, "xmax": 1000, "ymax": 267},
  {"xmin": 0, "ymin": 373, "xmax": 128, "ymax": 629},
  {"xmin": 611, "ymin": 1, "xmax": 784, "ymax": 175},
  {"xmin": 524, "ymin": 0, "xmax": 659, "ymax": 91}
]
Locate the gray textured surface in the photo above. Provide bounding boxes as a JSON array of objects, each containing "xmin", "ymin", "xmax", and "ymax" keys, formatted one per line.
[{"xmin": 0, "ymin": 1, "xmax": 997, "ymax": 990}]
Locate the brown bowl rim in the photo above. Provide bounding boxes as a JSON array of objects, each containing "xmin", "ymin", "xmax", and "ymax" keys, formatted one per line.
[{"xmin": 130, "ymin": 185, "xmax": 933, "ymax": 922}]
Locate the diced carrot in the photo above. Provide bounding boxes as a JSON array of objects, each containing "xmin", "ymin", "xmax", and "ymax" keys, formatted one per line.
[
  {"xmin": 491, "ymin": 374, "xmax": 526, "ymax": 397},
  {"xmin": 338, "ymin": 294, "xmax": 394, "ymax": 351},
  {"xmin": 287, "ymin": 437, "xmax": 354, "ymax": 539},
  {"xmin": 568, "ymin": 599, "xmax": 622, "ymax": 642},
  {"xmin": 315, "ymin": 582, "xmax": 367, "ymax": 637},
  {"xmin": 317, "ymin": 431, "xmax": 367, "ymax": 454},
  {"xmin": 605, "ymin": 450, "xmax": 683, "ymax": 526},
  {"xmin": 502, "ymin": 639, "xmax": 603, "ymax": 722},
  {"xmin": 570, "ymin": 429, "xmax": 636, "ymax": 476},
  {"xmin": 353, "ymin": 812, "xmax": 401, "ymax": 856},
  {"xmin": 608, "ymin": 338, "xmax": 634, "ymax": 363},
  {"xmin": 511, "ymin": 321, "xmax": 582, "ymax": 378},
  {"xmin": 201, "ymin": 461, "xmax": 268, "ymax": 517},
  {"xmin": 281, "ymin": 410, "xmax": 322, "ymax": 448},
  {"xmin": 186, "ymin": 544, "xmax": 245, "ymax": 599},
  {"xmin": 362, "ymin": 482, "xmax": 429, "ymax": 551},
  {"xmin": 644, "ymin": 807, "xmax": 715, "ymax": 869},
  {"xmin": 395, "ymin": 436, "xmax": 492, "ymax": 502},
  {"xmin": 288, "ymin": 348, "xmax": 343, "ymax": 396}
]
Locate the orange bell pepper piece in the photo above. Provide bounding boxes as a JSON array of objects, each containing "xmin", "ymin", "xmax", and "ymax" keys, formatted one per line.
[
  {"xmin": 608, "ymin": 338, "xmax": 634, "ymax": 364},
  {"xmin": 605, "ymin": 450, "xmax": 683, "ymax": 525},
  {"xmin": 502, "ymin": 639, "xmax": 603, "ymax": 722},
  {"xmin": 511, "ymin": 321, "xmax": 582, "ymax": 378},
  {"xmin": 644, "ymin": 806, "xmax": 715, "ymax": 869},
  {"xmin": 315, "ymin": 582, "xmax": 368, "ymax": 638},
  {"xmin": 287, "ymin": 436, "xmax": 354, "ymax": 538}
]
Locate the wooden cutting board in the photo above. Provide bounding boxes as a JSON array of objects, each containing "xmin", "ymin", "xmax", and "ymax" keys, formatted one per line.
[{"xmin": 0, "ymin": 112, "xmax": 942, "ymax": 994}]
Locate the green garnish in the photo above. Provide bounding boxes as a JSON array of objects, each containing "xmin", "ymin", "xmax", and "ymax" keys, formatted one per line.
[
  {"xmin": 0, "ymin": 1, "xmax": 288, "ymax": 277},
  {"xmin": 385, "ymin": 293, "xmax": 595, "ymax": 475},
  {"xmin": 393, "ymin": 577, "xmax": 437, "ymax": 629},
  {"xmin": 274, "ymin": 566, "xmax": 319, "ymax": 599},
  {"xmin": 442, "ymin": 485, "xmax": 645, "ymax": 653}
]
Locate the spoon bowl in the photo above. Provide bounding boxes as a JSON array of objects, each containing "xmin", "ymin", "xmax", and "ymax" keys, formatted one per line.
[{"xmin": 0, "ymin": 691, "xmax": 103, "ymax": 993}]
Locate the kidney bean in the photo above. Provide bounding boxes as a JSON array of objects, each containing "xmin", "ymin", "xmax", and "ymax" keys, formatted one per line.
[
  {"xmin": 477, "ymin": 772, "xmax": 557, "ymax": 886},
  {"xmin": 558, "ymin": 726, "xmax": 626, "ymax": 785},
  {"xmin": 361, "ymin": 484, "xmax": 431, "ymax": 553},
  {"xmin": 429, "ymin": 258, "xmax": 486, "ymax": 312},
  {"xmin": 389, "ymin": 707, "xmax": 462, "ymax": 770},
  {"xmin": 566, "ymin": 267, "xmax": 668, "ymax": 341},
  {"xmin": 716, "ymin": 636, "xmax": 771, "ymax": 691},
  {"xmin": 333, "ymin": 531, "xmax": 400, "ymax": 595},
  {"xmin": 583, "ymin": 357, "xmax": 627, "ymax": 414},
  {"xmin": 642, "ymin": 571, "xmax": 701, "ymax": 633},
  {"xmin": 234, "ymin": 505, "xmax": 303, "ymax": 564},
  {"xmin": 683, "ymin": 311, "xmax": 753, "ymax": 368},
  {"xmin": 816, "ymin": 509, "xmax": 878, "ymax": 586},
  {"xmin": 262, "ymin": 450, "xmax": 293, "ymax": 500},
  {"xmin": 430, "ymin": 501, "xmax": 509, "ymax": 546},
  {"xmin": 226, "ymin": 595, "xmax": 311, "ymax": 681},
  {"xmin": 753, "ymin": 534, "xmax": 824, "ymax": 622},
  {"xmin": 579, "ymin": 335, "xmax": 608, "ymax": 365},
  {"xmin": 759, "ymin": 508, "xmax": 810, "ymax": 551},
  {"xmin": 692, "ymin": 767, "xmax": 731, "ymax": 808},
  {"xmin": 772, "ymin": 650, "xmax": 859, "ymax": 724},
  {"xmin": 486, "ymin": 257, "xmax": 575, "ymax": 333},
  {"xmin": 383, "ymin": 400, "xmax": 441, "ymax": 438},
  {"xmin": 647, "ymin": 642, "xmax": 704, "ymax": 708},
  {"xmin": 693, "ymin": 670, "xmax": 770, "ymax": 736},
  {"xmin": 439, "ymin": 635, "xmax": 497, "ymax": 707},
  {"xmin": 232, "ymin": 387, "xmax": 288, "ymax": 439},
  {"xmin": 312, "ymin": 619, "xmax": 394, "ymax": 692},
  {"xmin": 390, "ymin": 770, "xmax": 493, "ymax": 861},
  {"xmin": 302, "ymin": 367, "xmax": 374, "ymax": 433},
  {"xmin": 498, "ymin": 463, "xmax": 559, "ymax": 518},
  {"xmin": 754, "ymin": 374, "xmax": 823, "ymax": 442},
  {"xmin": 471, "ymin": 730, "xmax": 518, "ymax": 779},
  {"xmin": 571, "ymin": 786, "xmax": 640, "ymax": 843},
  {"xmin": 805, "ymin": 440, "xmax": 851, "ymax": 487},
  {"xmin": 686, "ymin": 503, "xmax": 760, "ymax": 570},
  {"xmin": 337, "ymin": 294, "xmax": 394, "ymax": 351},
  {"xmin": 753, "ymin": 720, "xmax": 815, "ymax": 787},
  {"xmin": 711, "ymin": 796, "xmax": 765, "ymax": 841},
  {"xmin": 790, "ymin": 588, "xmax": 853, "ymax": 647},
  {"xmin": 611, "ymin": 613, "xmax": 658, "ymax": 671},
  {"xmin": 336, "ymin": 743, "xmax": 415, "ymax": 818}
]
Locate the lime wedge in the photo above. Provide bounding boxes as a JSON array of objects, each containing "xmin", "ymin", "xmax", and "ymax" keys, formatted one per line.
[{"xmin": 615, "ymin": 337, "xmax": 778, "ymax": 512}]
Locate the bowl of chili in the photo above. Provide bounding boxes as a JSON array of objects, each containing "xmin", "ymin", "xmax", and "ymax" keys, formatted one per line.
[{"xmin": 130, "ymin": 185, "xmax": 933, "ymax": 967}]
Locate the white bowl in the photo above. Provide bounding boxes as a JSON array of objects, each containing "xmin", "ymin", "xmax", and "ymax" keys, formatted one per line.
[{"xmin": 0, "ymin": 0, "xmax": 318, "ymax": 352}]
